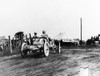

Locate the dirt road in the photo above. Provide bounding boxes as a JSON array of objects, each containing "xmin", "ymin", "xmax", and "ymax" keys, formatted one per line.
[{"xmin": 0, "ymin": 48, "xmax": 100, "ymax": 76}]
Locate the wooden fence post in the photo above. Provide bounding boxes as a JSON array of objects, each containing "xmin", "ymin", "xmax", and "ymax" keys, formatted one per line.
[
  {"xmin": 58, "ymin": 41, "xmax": 61, "ymax": 53},
  {"xmin": 29, "ymin": 33, "xmax": 32, "ymax": 45},
  {"xmin": 8, "ymin": 36, "xmax": 12, "ymax": 53},
  {"xmin": 25, "ymin": 34, "xmax": 27, "ymax": 38},
  {"xmin": 29, "ymin": 33, "xmax": 31, "ymax": 38}
]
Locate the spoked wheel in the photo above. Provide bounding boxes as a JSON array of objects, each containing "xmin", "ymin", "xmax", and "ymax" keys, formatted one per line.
[
  {"xmin": 43, "ymin": 41, "xmax": 49, "ymax": 57},
  {"xmin": 21, "ymin": 43, "xmax": 28, "ymax": 57}
]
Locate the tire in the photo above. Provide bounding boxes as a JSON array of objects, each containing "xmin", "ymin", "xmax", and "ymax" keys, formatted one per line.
[
  {"xmin": 43, "ymin": 41, "xmax": 49, "ymax": 57},
  {"xmin": 21, "ymin": 43, "xmax": 28, "ymax": 57}
]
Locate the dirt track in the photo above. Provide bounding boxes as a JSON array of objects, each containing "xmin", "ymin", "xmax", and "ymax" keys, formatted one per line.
[{"xmin": 0, "ymin": 48, "xmax": 100, "ymax": 76}]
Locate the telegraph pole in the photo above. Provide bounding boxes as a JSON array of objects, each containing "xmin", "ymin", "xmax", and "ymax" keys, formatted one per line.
[
  {"xmin": 80, "ymin": 18, "xmax": 82, "ymax": 41},
  {"xmin": 80, "ymin": 18, "xmax": 82, "ymax": 45}
]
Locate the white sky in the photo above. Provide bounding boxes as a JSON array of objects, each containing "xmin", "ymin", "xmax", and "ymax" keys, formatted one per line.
[{"xmin": 0, "ymin": 0, "xmax": 100, "ymax": 40}]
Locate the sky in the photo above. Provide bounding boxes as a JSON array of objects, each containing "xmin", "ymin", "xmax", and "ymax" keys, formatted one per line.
[{"xmin": 0, "ymin": 0, "xmax": 100, "ymax": 40}]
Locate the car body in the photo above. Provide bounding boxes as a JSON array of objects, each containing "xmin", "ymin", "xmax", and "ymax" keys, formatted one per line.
[{"xmin": 21, "ymin": 37, "xmax": 58, "ymax": 57}]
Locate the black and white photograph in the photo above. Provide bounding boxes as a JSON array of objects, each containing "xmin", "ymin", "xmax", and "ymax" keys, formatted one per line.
[{"xmin": 0, "ymin": 0, "xmax": 100, "ymax": 76}]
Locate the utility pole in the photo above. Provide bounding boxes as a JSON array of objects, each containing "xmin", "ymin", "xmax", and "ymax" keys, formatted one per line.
[
  {"xmin": 80, "ymin": 18, "xmax": 82, "ymax": 41},
  {"xmin": 80, "ymin": 18, "xmax": 82, "ymax": 45}
]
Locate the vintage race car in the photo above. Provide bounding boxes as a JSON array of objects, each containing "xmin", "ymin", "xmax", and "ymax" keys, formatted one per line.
[{"xmin": 20, "ymin": 37, "xmax": 60, "ymax": 57}]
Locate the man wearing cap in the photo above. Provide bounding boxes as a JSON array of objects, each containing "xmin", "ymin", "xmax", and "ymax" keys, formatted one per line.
[
  {"xmin": 33, "ymin": 32, "xmax": 38, "ymax": 38},
  {"xmin": 32, "ymin": 32, "xmax": 38, "ymax": 44}
]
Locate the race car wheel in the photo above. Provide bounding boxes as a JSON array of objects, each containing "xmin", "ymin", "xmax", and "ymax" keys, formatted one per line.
[
  {"xmin": 21, "ymin": 43, "xmax": 28, "ymax": 57},
  {"xmin": 43, "ymin": 41, "xmax": 49, "ymax": 57}
]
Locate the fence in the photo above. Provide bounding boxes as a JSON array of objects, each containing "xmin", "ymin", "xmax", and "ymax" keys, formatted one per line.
[{"xmin": 0, "ymin": 36, "xmax": 22, "ymax": 56}]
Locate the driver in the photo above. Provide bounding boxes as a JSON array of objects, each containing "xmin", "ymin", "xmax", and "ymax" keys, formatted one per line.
[
  {"xmin": 33, "ymin": 32, "xmax": 38, "ymax": 38},
  {"xmin": 41, "ymin": 30, "xmax": 48, "ymax": 38},
  {"xmin": 41, "ymin": 30, "xmax": 50, "ymax": 42}
]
